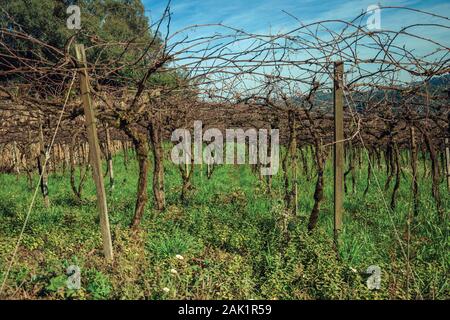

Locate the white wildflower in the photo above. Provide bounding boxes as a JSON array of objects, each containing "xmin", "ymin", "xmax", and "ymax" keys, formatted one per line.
[{"xmin": 162, "ymin": 287, "xmax": 170, "ymax": 293}]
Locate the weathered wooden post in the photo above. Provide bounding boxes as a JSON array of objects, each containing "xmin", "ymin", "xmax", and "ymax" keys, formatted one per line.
[
  {"xmin": 105, "ymin": 125, "xmax": 115, "ymax": 191},
  {"xmin": 410, "ymin": 126, "xmax": 419, "ymax": 215},
  {"xmin": 75, "ymin": 44, "xmax": 113, "ymax": 261},
  {"xmin": 12, "ymin": 141, "xmax": 20, "ymax": 177},
  {"xmin": 445, "ymin": 137, "xmax": 450, "ymax": 192},
  {"xmin": 38, "ymin": 120, "xmax": 50, "ymax": 207},
  {"xmin": 446, "ymin": 99, "xmax": 450, "ymax": 192},
  {"xmin": 333, "ymin": 61, "xmax": 344, "ymax": 242}
]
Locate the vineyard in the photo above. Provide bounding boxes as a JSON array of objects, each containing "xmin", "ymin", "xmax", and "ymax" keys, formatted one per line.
[{"xmin": 0, "ymin": 1, "xmax": 449, "ymax": 300}]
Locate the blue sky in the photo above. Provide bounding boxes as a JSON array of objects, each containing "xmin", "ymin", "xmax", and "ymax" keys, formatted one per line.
[
  {"xmin": 142, "ymin": 0, "xmax": 450, "ymax": 36},
  {"xmin": 141, "ymin": 0, "xmax": 449, "ymax": 90},
  {"xmin": 142, "ymin": 0, "xmax": 449, "ymax": 61}
]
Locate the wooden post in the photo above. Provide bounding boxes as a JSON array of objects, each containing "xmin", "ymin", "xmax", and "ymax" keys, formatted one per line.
[
  {"xmin": 292, "ymin": 113, "xmax": 298, "ymax": 215},
  {"xmin": 38, "ymin": 121, "xmax": 50, "ymax": 207},
  {"xmin": 12, "ymin": 141, "xmax": 20, "ymax": 176},
  {"xmin": 122, "ymin": 140, "xmax": 129, "ymax": 170},
  {"xmin": 410, "ymin": 126, "xmax": 419, "ymax": 215},
  {"xmin": 333, "ymin": 61, "xmax": 344, "ymax": 241},
  {"xmin": 445, "ymin": 137, "xmax": 450, "ymax": 192},
  {"xmin": 447, "ymin": 111, "xmax": 450, "ymax": 192},
  {"xmin": 75, "ymin": 44, "xmax": 113, "ymax": 261},
  {"xmin": 105, "ymin": 125, "xmax": 115, "ymax": 191}
]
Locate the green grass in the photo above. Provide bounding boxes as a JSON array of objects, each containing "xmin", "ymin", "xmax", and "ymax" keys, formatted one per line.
[{"xmin": 0, "ymin": 148, "xmax": 448, "ymax": 299}]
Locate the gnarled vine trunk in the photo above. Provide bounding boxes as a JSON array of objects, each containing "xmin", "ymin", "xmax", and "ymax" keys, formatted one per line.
[
  {"xmin": 124, "ymin": 126, "xmax": 150, "ymax": 229},
  {"xmin": 308, "ymin": 142, "xmax": 325, "ymax": 231},
  {"xmin": 421, "ymin": 130, "xmax": 442, "ymax": 217},
  {"xmin": 148, "ymin": 119, "xmax": 165, "ymax": 211}
]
